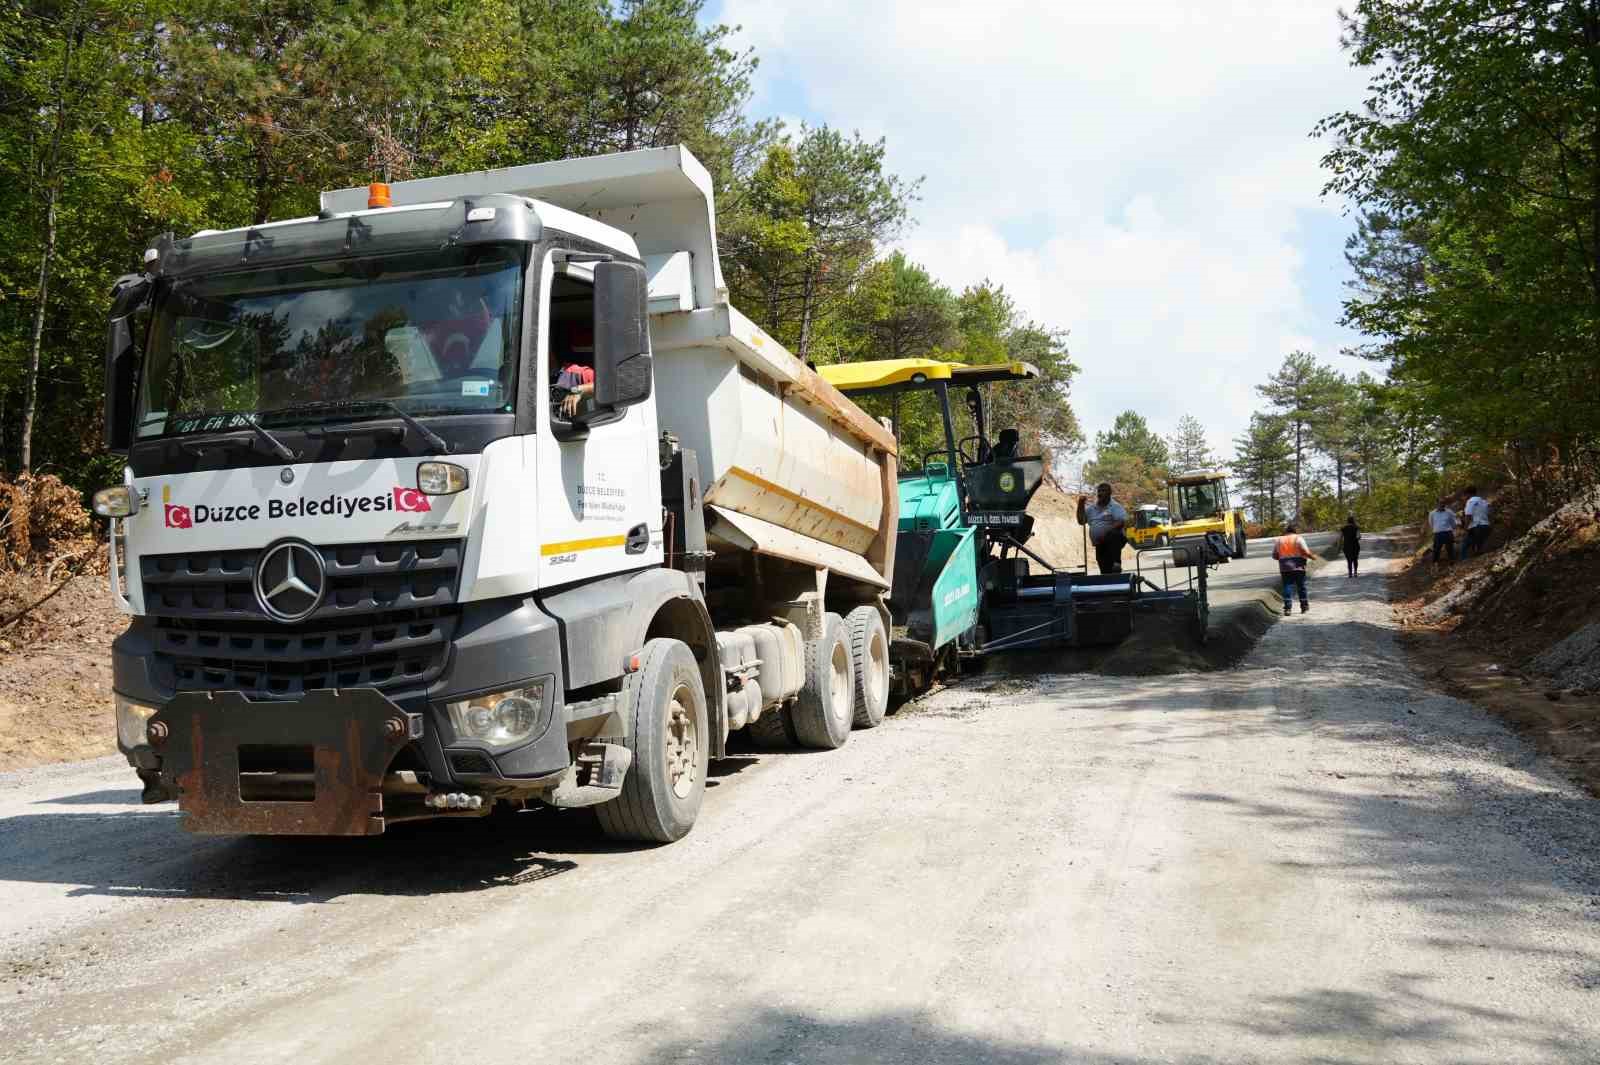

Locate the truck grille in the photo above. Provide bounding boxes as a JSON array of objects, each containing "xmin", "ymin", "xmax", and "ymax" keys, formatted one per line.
[
  {"xmin": 140, "ymin": 540, "xmax": 463, "ymax": 621},
  {"xmin": 140, "ymin": 540, "xmax": 463, "ymax": 697}
]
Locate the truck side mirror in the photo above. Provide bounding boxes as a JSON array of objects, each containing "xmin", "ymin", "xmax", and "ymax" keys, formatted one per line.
[
  {"xmin": 104, "ymin": 273, "xmax": 153, "ymax": 453},
  {"xmin": 590, "ymin": 261, "xmax": 652, "ymax": 411}
]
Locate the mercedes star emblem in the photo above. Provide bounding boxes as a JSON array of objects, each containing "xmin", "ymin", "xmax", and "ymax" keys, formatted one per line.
[
  {"xmin": 253, "ymin": 539, "xmax": 326, "ymax": 623},
  {"xmin": 279, "ymin": 467, "xmax": 295, "ymax": 485}
]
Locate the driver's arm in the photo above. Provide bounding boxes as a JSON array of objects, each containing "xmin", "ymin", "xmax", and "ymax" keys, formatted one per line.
[{"xmin": 560, "ymin": 381, "xmax": 592, "ymax": 417}]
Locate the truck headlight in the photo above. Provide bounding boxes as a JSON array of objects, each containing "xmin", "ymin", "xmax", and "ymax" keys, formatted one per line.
[
  {"xmin": 93, "ymin": 485, "xmax": 140, "ymax": 517},
  {"xmin": 115, "ymin": 694, "xmax": 159, "ymax": 748},
  {"xmin": 417, "ymin": 461, "xmax": 468, "ymax": 495},
  {"xmin": 445, "ymin": 680, "xmax": 550, "ymax": 747}
]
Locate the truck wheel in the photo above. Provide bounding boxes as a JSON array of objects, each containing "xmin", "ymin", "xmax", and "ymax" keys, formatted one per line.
[
  {"xmin": 790, "ymin": 612, "xmax": 854, "ymax": 750},
  {"xmin": 745, "ymin": 703, "xmax": 796, "ymax": 748},
  {"xmin": 595, "ymin": 638, "xmax": 709, "ymax": 843},
  {"xmin": 845, "ymin": 606, "xmax": 889, "ymax": 729}
]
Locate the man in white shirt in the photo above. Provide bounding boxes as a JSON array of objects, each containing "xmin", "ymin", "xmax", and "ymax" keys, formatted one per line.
[
  {"xmin": 1462, "ymin": 485, "xmax": 1491, "ymax": 558},
  {"xmin": 1427, "ymin": 499, "xmax": 1459, "ymax": 564},
  {"xmin": 1077, "ymin": 482, "xmax": 1129, "ymax": 574}
]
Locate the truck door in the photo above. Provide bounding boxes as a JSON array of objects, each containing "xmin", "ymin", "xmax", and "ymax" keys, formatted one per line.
[{"xmin": 536, "ymin": 257, "xmax": 663, "ymax": 587}]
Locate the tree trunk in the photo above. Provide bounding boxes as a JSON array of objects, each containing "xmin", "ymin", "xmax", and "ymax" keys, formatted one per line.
[
  {"xmin": 1292, "ymin": 420, "xmax": 1303, "ymax": 519},
  {"xmin": 251, "ymin": 136, "xmax": 274, "ymax": 225},
  {"xmin": 765, "ymin": 278, "xmax": 781, "ymax": 337},
  {"xmin": 19, "ymin": 181, "xmax": 60, "ymax": 474},
  {"xmin": 796, "ymin": 262, "xmax": 818, "ymax": 361},
  {"xmin": 1584, "ymin": 5, "xmax": 1600, "ymax": 309},
  {"xmin": 20, "ymin": 21, "xmax": 76, "ymax": 475}
]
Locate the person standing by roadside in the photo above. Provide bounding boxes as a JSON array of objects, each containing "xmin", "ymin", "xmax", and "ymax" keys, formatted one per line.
[
  {"xmin": 1273, "ymin": 522, "xmax": 1314, "ymax": 615},
  {"xmin": 1462, "ymin": 485, "xmax": 1491, "ymax": 559},
  {"xmin": 1427, "ymin": 499, "xmax": 1459, "ymax": 565},
  {"xmin": 1340, "ymin": 514, "xmax": 1361, "ymax": 577},
  {"xmin": 1077, "ymin": 482, "xmax": 1128, "ymax": 575}
]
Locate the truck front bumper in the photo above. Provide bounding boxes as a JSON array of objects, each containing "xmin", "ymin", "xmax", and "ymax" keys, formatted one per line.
[
  {"xmin": 148, "ymin": 688, "xmax": 419, "ymax": 836},
  {"xmin": 116, "ymin": 594, "xmax": 580, "ymax": 831}
]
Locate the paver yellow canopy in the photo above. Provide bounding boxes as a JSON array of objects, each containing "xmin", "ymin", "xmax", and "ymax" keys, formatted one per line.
[{"xmin": 819, "ymin": 358, "xmax": 1039, "ymax": 395}]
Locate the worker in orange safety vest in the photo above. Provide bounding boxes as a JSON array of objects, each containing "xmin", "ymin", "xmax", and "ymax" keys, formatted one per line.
[{"xmin": 1272, "ymin": 523, "xmax": 1315, "ymax": 616}]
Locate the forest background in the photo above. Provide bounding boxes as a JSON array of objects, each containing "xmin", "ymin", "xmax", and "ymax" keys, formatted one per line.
[{"xmin": 1, "ymin": 0, "xmax": 1596, "ymax": 572}]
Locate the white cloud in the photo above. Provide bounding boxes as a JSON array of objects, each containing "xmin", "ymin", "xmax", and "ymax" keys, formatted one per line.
[{"xmin": 720, "ymin": 0, "xmax": 1371, "ymax": 461}]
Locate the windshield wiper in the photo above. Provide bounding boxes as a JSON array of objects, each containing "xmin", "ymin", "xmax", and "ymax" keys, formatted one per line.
[
  {"xmin": 163, "ymin": 410, "xmax": 299, "ymax": 461},
  {"xmin": 267, "ymin": 399, "xmax": 450, "ymax": 454}
]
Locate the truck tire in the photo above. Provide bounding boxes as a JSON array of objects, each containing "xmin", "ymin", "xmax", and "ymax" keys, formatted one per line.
[
  {"xmin": 790, "ymin": 612, "xmax": 854, "ymax": 750},
  {"xmin": 745, "ymin": 703, "xmax": 796, "ymax": 748},
  {"xmin": 595, "ymin": 638, "xmax": 709, "ymax": 843},
  {"xmin": 1234, "ymin": 529, "xmax": 1248, "ymax": 559},
  {"xmin": 845, "ymin": 605, "xmax": 889, "ymax": 729}
]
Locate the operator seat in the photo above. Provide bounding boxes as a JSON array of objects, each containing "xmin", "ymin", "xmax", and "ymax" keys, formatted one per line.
[{"xmin": 965, "ymin": 427, "xmax": 1046, "ymax": 547}]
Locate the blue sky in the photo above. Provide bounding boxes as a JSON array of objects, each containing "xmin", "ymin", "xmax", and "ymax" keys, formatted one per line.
[{"xmin": 708, "ymin": 0, "xmax": 1376, "ymax": 464}]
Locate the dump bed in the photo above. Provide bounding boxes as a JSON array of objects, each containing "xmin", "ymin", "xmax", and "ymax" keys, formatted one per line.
[{"xmin": 323, "ymin": 147, "xmax": 897, "ymax": 589}]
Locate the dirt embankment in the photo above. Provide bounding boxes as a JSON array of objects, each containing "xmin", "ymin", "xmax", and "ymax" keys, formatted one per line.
[
  {"xmin": 1024, "ymin": 483, "xmax": 1142, "ymax": 574},
  {"xmin": 1393, "ymin": 486, "xmax": 1600, "ymax": 794},
  {"xmin": 0, "ymin": 573, "xmax": 122, "ymax": 772}
]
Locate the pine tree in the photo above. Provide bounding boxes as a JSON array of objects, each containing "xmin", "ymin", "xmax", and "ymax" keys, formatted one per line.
[
  {"xmin": 1093, "ymin": 410, "xmax": 1169, "ymax": 471},
  {"xmin": 1166, "ymin": 414, "xmax": 1214, "ymax": 473},
  {"xmin": 1231, "ymin": 414, "xmax": 1293, "ymax": 524},
  {"xmin": 1256, "ymin": 352, "xmax": 1339, "ymax": 520}
]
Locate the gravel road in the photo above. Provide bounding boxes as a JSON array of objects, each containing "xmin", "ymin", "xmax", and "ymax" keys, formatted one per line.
[{"xmin": 2, "ymin": 538, "xmax": 1597, "ymax": 1064}]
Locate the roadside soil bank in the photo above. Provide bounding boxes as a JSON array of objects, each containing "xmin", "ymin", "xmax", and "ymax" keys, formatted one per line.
[
  {"xmin": 0, "ymin": 574, "xmax": 121, "ymax": 771},
  {"xmin": 1393, "ymin": 491, "xmax": 1600, "ymax": 796}
]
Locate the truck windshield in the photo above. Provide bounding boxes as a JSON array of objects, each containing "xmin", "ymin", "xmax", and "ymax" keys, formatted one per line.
[
  {"xmin": 1174, "ymin": 482, "xmax": 1222, "ymax": 521},
  {"xmin": 135, "ymin": 244, "xmax": 523, "ymax": 438}
]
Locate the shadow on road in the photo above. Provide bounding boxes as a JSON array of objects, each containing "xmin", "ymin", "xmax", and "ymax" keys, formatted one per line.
[
  {"xmin": 2, "ymin": 744, "xmax": 801, "ymax": 904},
  {"xmin": 0, "ymin": 802, "xmax": 650, "ymax": 904},
  {"xmin": 31, "ymin": 787, "xmax": 142, "ymax": 806},
  {"xmin": 631, "ymin": 1006, "xmax": 1143, "ymax": 1065},
  {"xmin": 1225, "ymin": 973, "xmax": 1596, "ymax": 1063}
]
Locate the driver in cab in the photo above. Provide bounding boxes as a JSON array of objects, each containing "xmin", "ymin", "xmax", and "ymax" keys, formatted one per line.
[{"xmin": 553, "ymin": 321, "xmax": 595, "ymax": 418}]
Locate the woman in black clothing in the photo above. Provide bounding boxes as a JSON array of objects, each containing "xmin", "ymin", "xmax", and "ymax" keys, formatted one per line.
[{"xmin": 1341, "ymin": 514, "xmax": 1361, "ymax": 577}]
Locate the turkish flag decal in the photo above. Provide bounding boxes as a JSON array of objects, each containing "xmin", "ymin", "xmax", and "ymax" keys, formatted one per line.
[
  {"xmin": 393, "ymin": 487, "xmax": 432, "ymax": 513},
  {"xmin": 164, "ymin": 504, "xmax": 192, "ymax": 529}
]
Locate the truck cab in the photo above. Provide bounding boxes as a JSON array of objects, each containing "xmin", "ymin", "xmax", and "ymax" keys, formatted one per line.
[{"xmin": 95, "ymin": 147, "xmax": 897, "ymax": 842}]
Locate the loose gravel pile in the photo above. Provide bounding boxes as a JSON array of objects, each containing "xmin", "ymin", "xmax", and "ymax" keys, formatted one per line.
[{"xmin": 1530, "ymin": 621, "xmax": 1600, "ymax": 692}]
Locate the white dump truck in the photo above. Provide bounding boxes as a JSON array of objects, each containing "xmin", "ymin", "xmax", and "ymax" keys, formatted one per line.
[{"xmin": 94, "ymin": 145, "xmax": 898, "ymax": 842}]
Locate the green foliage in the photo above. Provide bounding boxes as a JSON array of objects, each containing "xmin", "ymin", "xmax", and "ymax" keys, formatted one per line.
[
  {"xmin": 1230, "ymin": 413, "xmax": 1293, "ymax": 524},
  {"xmin": 848, "ymin": 278, "xmax": 1082, "ymax": 478},
  {"xmin": 0, "ymin": 0, "xmax": 782, "ymax": 483},
  {"xmin": 1318, "ymin": 0, "xmax": 1600, "ymax": 474},
  {"xmin": 1083, "ymin": 449, "xmax": 1165, "ymax": 507},
  {"xmin": 1092, "ymin": 411, "xmax": 1169, "ymax": 471},
  {"xmin": 837, "ymin": 252, "xmax": 958, "ymax": 362},
  {"xmin": 0, "ymin": 0, "xmax": 1081, "ymax": 516},
  {"xmin": 722, "ymin": 125, "xmax": 917, "ymax": 361},
  {"xmin": 1166, "ymin": 414, "xmax": 1214, "ymax": 473},
  {"xmin": 1255, "ymin": 351, "xmax": 1344, "ymax": 519}
]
